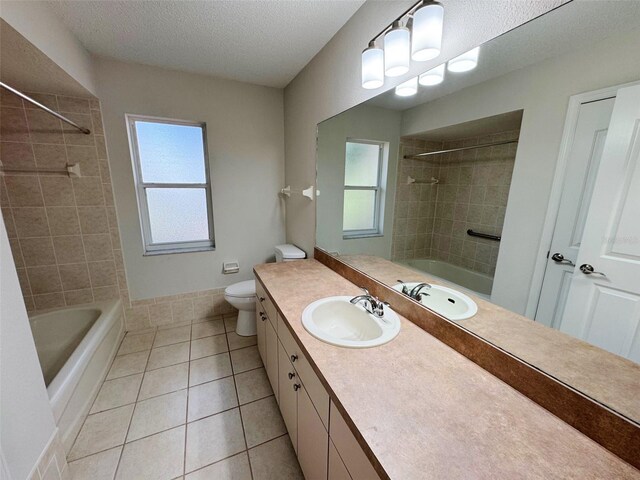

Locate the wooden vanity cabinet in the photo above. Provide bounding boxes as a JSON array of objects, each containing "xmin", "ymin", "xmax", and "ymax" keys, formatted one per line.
[
  {"xmin": 328, "ymin": 440, "xmax": 352, "ymax": 480},
  {"xmin": 255, "ymin": 302, "xmax": 266, "ymax": 363},
  {"xmin": 278, "ymin": 340, "xmax": 298, "ymax": 452}
]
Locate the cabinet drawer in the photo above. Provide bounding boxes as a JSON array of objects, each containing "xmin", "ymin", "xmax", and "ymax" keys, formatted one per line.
[
  {"xmin": 278, "ymin": 314, "xmax": 330, "ymax": 429},
  {"xmin": 256, "ymin": 279, "xmax": 277, "ymax": 329},
  {"xmin": 329, "ymin": 439, "xmax": 352, "ymax": 480},
  {"xmin": 298, "ymin": 383, "xmax": 328, "ymax": 480},
  {"xmin": 329, "ymin": 401, "xmax": 381, "ymax": 480},
  {"xmin": 278, "ymin": 340, "xmax": 298, "ymax": 452},
  {"xmin": 265, "ymin": 319, "xmax": 279, "ymax": 402},
  {"xmin": 255, "ymin": 301, "xmax": 266, "ymax": 364}
]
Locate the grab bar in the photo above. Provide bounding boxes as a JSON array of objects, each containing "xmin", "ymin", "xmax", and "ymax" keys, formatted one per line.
[{"xmin": 467, "ymin": 229, "xmax": 501, "ymax": 241}]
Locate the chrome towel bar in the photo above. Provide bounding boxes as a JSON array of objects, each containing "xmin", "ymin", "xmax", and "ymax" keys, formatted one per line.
[{"xmin": 467, "ymin": 229, "xmax": 501, "ymax": 241}]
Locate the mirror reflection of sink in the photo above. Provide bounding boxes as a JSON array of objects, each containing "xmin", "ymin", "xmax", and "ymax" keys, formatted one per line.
[
  {"xmin": 302, "ymin": 296, "xmax": 400, "ymax": 348},
  {"xmin": 393, "ymin": 282, "xmax": 478, "ymax": 321}
]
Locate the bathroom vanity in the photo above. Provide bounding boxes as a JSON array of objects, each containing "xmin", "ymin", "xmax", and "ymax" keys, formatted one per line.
[{"xmin": 254, "ymin": 259, "xmax": 637, "ymax": 479}]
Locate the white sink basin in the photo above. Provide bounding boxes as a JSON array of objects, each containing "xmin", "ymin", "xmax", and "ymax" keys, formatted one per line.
[
  {"xmin": 301, "ymin": 296, "xmax": 400, "ymax": 348},
  {"xmin": 393, "ymin": 282, "xmax": 478, "ymax": 321}
]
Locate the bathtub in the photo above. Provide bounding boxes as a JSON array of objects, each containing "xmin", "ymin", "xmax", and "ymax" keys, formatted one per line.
[
  {"xmin": 29, "ymin": 299, "xmax": 124, "ymax": 452},
  {"xmin": 398, "ymin": 258, "xmax": 493, "ymax": 299}
]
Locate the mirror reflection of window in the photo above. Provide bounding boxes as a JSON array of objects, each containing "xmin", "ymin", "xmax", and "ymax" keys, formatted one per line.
[{"xmin": 342, "ymin": 140, "xmax": 386, "ymax": 237}]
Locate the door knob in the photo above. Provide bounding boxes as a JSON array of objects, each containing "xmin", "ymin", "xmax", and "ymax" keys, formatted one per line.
[
  {"xmin": 551, "ymin": 253, "xmax": 575, "ymax": 266},
  {"xmin": 579, "ymin": 264, "xmax": 606, "ymax": 276}
]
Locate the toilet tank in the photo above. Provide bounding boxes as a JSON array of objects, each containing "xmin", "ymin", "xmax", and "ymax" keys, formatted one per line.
[{"xmin": 275, "ymin": 244, "xmax": 306, "ymax": 263}]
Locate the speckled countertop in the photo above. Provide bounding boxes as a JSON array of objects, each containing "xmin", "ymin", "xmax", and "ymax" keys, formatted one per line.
[
  {"xmin": 340, "ymin": 254, "xmax": 640, "ymax": 423},
  {"xmin": 254, "ymin": 259, "xmax": 638, "ymax": 479}
]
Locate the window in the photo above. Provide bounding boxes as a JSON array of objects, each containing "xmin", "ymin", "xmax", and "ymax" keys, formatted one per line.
[
  {"xmin": 127, "ymin": 115, "xmax": 215, "ymax": 254},
  {"xmin": 342, "ymin": 140, "xmax": 385, "ymax": 238}
]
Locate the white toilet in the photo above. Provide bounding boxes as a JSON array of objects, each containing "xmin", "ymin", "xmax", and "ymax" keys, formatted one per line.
[{"xmin": 224, "ymin": 244, "xmax": 306, "ymax": 336}]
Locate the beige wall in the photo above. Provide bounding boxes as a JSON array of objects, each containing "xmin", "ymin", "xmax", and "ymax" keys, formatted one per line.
[
  {"xmin": 401, "ymin": 28, "xmax": 640, "ymax": 314},
  {"xmin": 316, "ymin": 104, "xmax": 401, "ymax": 257},
  {"xmin": 0, "ymin": 215, "xmax": 61, "ymax": 480},
  {"xmin": 283, "ymin": 0, "xmax": 564, "ymax": 257},
  {"xmin": 0, "ymin": 89, "xmax": 122, "ymax": 312},
  {"xmin": 95, "ymin": 58, "xmax": 286, "ymax": 300}
]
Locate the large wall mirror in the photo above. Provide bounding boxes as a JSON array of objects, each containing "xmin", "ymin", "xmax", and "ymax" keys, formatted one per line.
[{"xmin": 316, "ymin": 1, "xmax": 640, "ymax": 425}]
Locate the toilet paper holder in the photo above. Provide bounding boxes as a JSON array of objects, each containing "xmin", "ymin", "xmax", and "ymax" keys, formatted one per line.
[{"xmin": 222, "ymin": 261, "xmax": 240, "ymax": 274}]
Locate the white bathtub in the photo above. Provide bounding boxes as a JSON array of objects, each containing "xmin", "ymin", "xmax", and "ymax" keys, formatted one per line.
[
  {"xmin": 29, "ymin": 300, "xmax": 124, "ymax": 453},
  {"xmin": 398, "ymin": 258, "xmax": 493, "ymax": 299}
]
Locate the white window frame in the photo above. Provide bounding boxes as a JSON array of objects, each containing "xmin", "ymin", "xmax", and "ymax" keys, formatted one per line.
[
  {"xmin": 342, "ymin": 139, "xmax": 385, "ymax": 239},
  {"xmin": 126, "ymin": 114, "xmax": 215, "ymax": 255}
]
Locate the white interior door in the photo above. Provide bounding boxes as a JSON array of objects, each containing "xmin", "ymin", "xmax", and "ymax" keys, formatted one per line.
[
  {"xmin": 559, "ymin": 85, "xmax": 640, "ymax": 362},
  {"xmin": 536, "ymin": 98, "xmax": 614, "ymax": 327}
]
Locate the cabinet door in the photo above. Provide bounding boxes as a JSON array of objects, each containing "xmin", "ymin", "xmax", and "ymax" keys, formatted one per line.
[
  {"xmin": 278, "ymin": 340, "xmax": 298, "ymax": 452},
  {"xmin": 298, "ymin": 383, "xmax": 328, "ymax": 480},
  {"xmin": 265, "ymin": 318, "xmax": 279, "ymax": 402},
  {"xmin": 255, "ymin": 301, "xmax": 267, "ymax": 364},
  {"xmin": 329, "ymin": 440, "xmax": 352, "ymax": 480}
]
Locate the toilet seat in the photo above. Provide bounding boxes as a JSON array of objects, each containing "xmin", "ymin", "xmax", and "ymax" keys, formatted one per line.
[{"xmin": 224, "ymin": 280, "xmax": 256, "ymax": 298}]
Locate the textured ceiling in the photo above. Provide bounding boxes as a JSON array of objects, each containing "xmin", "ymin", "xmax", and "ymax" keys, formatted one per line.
[{"xmin": 44, "ymin": 0, "xmax": 366, "ymax": 88}]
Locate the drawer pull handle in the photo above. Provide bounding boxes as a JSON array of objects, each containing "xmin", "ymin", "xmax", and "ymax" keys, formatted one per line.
[
  {"xmin": 293, "ymin": 384, "xmax": 301, "ymax": 391},
  {"xmin": 288, "ymin": 372, "xmax": 295, "ymax": 380},
  {"xmin": 259, "ymin": 296, "xmax": 266, "ymax": 302},
  {"xmin": 290, "ymin": 354, "xmax": 298, "ymax": 363}
]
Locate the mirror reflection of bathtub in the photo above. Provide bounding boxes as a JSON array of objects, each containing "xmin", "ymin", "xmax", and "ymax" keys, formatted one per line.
[{"xmin": 28, "ymin": 299, "xmax": 124, "ymax": 452}]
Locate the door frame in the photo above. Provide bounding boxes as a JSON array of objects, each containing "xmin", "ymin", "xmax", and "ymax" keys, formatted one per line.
[{"xmin": 525, "ymin": 79, "xmax": 640, "ymax": 319}]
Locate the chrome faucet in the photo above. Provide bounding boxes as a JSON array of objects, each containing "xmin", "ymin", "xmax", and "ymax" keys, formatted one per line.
[
  {"xmin": 403, "ymin": 282, "xmax": 431, "ymax": 300},
  {"xmin": 350, "ymin": 287, "xmax": 389, "ymax": 319}
]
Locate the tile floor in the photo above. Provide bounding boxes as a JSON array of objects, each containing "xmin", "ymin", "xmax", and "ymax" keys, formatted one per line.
[{"xmin": 67, "ymin": 314, "xmax": 304, "ymax": 480}]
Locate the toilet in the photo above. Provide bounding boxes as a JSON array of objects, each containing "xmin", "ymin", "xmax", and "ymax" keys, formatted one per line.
[{"xmin": 224, "ymin": 244, "xmax": 306, "ymax": 336}]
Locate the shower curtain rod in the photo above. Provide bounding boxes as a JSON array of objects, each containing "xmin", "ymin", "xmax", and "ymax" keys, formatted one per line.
[
  {"xmin": 0, "ymin": 82, "xmax": 91, "ymax": 135},
  {"xmin": 404, "ymin": 139, "xmax": 517, "ymax": 159}
]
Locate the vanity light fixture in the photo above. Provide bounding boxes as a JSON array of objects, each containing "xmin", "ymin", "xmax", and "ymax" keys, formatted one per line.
[
  {"xmin": 419, "ymin": 63, "xmax": 445, "ymax": 86},
  {"xmin": 395, "ymin": 76, "xmax": 418, "ymax": 97},
  {"xmin": 412, "ymin": 1, "xmax": 444, "ymax": 61},
  {"xmin": 361, "ymin": 41, "xmax": 385, "ymax": 89},
  {"xmin": 384, "ymin": 21, "xmax": 411, "ymax": 77},
  {"xmin": 447, "ymin": 46, "xmax": 480, "ymax": 72}
]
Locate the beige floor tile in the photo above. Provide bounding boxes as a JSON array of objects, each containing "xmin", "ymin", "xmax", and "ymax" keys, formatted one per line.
[
  {"xmin": 90, "ymin": 374, "xmax": 143, "ymax": 414},
  {"xmin": 185, "ymin": 452, "xmax": 251, "ymax": 480},
  {"xmin": 68, "ymin": 404, "xmax": 134, "ymax": 461},
  {"xmin": 191, "ymin": 319, "xmax": 225, "ymax": 340},
  {"xmin": 106, "ymin": 351, "xmax": 149, "ymax": 380},
  {"xmin": 147, "ymin": 342, "xmax": 190, "ymax": 371},
  {"xmin": 154, "ymin": 325, "xmax": 191, "ymax": 347},
  {"xmin": 241, "ymin": 396, "xmax": 286, "ymax": 448},
  {"xmin": 139, "ymin": 363, "xmax": 189, "ymax": 400},
  {"xmin": 190, "ymin": 334, "xmax": 228, "ymax": 360},
  {"xmin": 116, "ymin": 426, "xmax": 185, "ymax": 480},
  {"xmin": 127, "ymin": 390, "xmax": 187, "ymax": 441},
  {"xmin": 248, "ymin": 435, "xmax": 303, "ymax": 480},
  {"xmin": 187, "ymin": 376, "xmax": 237, "ymax": 422},
  {"xmin": 68, "ymin": 446, "xmax": 122, "ymax": 480},
  {"xmin": 227, "ymin": 332, "xmax": 257, "ymax": 351},
  {"xmin": 223, "ymin": 316, "xmax": 238, "ymax": 333},
  {"xmin": 117, "ymin": 332, "xmax": 154, "ymax": 356},
  {"xmin": 185, "ymin": 408, "xmax": 246, "ymax": 473},
  {"xmin": 189, "ymin": 353, "xmax": 232, "ymax": 386},
  {"xmin": 230, "ymin": 346, "xmax": 262, "ymax": 374},
  {"xmin": 234, "ymin": 367, "xmax": 272, "ymax": 405}
]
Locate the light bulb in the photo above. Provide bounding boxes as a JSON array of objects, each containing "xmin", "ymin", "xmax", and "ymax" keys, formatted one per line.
[
  {"xmin": 395, "ymin": 77, "xmax": 418, "ymax": 97},
  {"xmin": 411, "ymin": 1, "xmax": 444, "ymax": 61},
  {"xmin": 361, "ymin": 42, "xmax": 384, "ymax": 89},
  {"xmin": 419, "ymin": 63, "xmax": 445, "ymax": 86},
  {"xmin": 447, "ymin": 46, "xmax": 480, "ymax": 73},
  {"xmin": 384, "ymin": 21, "xmax": 411, "ymax": 77}
]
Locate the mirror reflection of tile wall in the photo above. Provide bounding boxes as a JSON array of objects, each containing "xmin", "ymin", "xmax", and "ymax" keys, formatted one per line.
[{"xmin": 391, "ymin": 130, "xmax": 519, "ymax": 277}]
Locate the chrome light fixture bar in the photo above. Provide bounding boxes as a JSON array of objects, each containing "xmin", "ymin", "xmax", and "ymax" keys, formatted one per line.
[{"xmin": 361, "ymin": 0, "xmax": 444, "ymax": 89}]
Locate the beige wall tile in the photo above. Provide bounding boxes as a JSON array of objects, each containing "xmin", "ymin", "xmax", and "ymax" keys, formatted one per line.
[
  {"xmin": 62, "ymin": 113, "xmax": 93, "ymax": 146},
  {"xmin": 57, "ymin": 96, "xmax": 90, "ymax": 114},
  {"xmin": 20, "ymin": 237, "xmax": 56, "ymax": 267},
  {"xmin": 83, "ymin": 234, "xmax": 113, "ymax": 261},
  {"xmin": 24, "ymin": 93, "xmax": 58, "ymax": 110},
  {"xmin": 64, "ymin": 288, "xmax": 94, "ymax": 306},
  {"xmin": 66, "ymin": 145, "xmax": 99, "ymax": 176},
  {"xmin": 95, "ymin": 135, "xmax": 107, "ymax": 158},
  {"xmin": 171, "ymin": 299, "xmax": 194, "ymax": 324},
  {"xmin": 47, "ymin": 207, "xmax": 80, "ymax": 235},
  {"xmin": 32, "ymin": 143, "xmax": 67, "ymax": 169},
  {"xmin": 4, "ymin": 175, "xmax": 43, "ymax": 206},
  {"xmin": 0, "ymin": 141, "xmax": 36, "ymax": 169},
  {"xmin": 12, "ymin": 207, "xmax": 50, "ymax": 237},
  {"xmin": 0, "ymin": 89, "xmax": 24, "ymax": 108},
  {"xmin": 52, "ymin": 235, "xmax": 86, "ymax": 264},
  {"xmin": 93, "ymin": 285, "xmax": 120, "ymax": 301},
  {"xmin": 33, "ymin": 291, "xmax": 65, "ymax": 309},
  {"xmin": 1, "ymin": 107, "xmax": 30, "ymax": 142},
  {"xmin": 88, "ymin": 260, "xmax": 117, "ymax": 287},
  {"xmin": 72, "ymin": 177, "xmax": 104, "ymax": 206},
  {"xmin": 59, "ymin": 263, "xmax": 91, "ymax": 290},
  {"xmin": 15, "ymin": 267, "xmax": 32, "ymax": 296},
  {"xmin": 77, "ymin": 206, "xmax": 109, "ymax": 234},
  {"xmin": 40, "ymin": 177, "xmax": 75, "ymax": 206},
  {"xmin": 26, "ymin": 109, "xmax": 64, "ymax": 144},
  {"xmin": 27, "ymin": 266, "xmax": 62, "ymax": 294}
]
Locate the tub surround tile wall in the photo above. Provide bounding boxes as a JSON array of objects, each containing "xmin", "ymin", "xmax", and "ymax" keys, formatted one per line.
[
  {"xmin": 392, "ymin": 130, "xmax": 519, "ymax": 277},
  {"xmin": 0, "ymin": 90, "xmax": 123, "ymax": 311},
  {"xmin": 28, "ymin": 430, "xmax": 69, "ymax": 480}
]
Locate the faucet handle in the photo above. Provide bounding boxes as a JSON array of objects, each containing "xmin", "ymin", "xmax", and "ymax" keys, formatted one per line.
[{"xmin": 359, "ymin": 287, "xmax": 370, "ymax": 296}]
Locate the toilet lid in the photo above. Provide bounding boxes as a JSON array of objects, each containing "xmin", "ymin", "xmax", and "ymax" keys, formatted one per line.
[{"xmin": 225, "ymin": 280, "xmax": 256, "ymax": 298}]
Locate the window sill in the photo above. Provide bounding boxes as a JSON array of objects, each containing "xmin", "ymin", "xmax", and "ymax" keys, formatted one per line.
[
  {"xmin": 143, "ymin": 246, "xmax": 216, "ymax": 256},
  {"xmin": 342, "ymin": 233, "xmax": 384, "ymax": 240}
]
